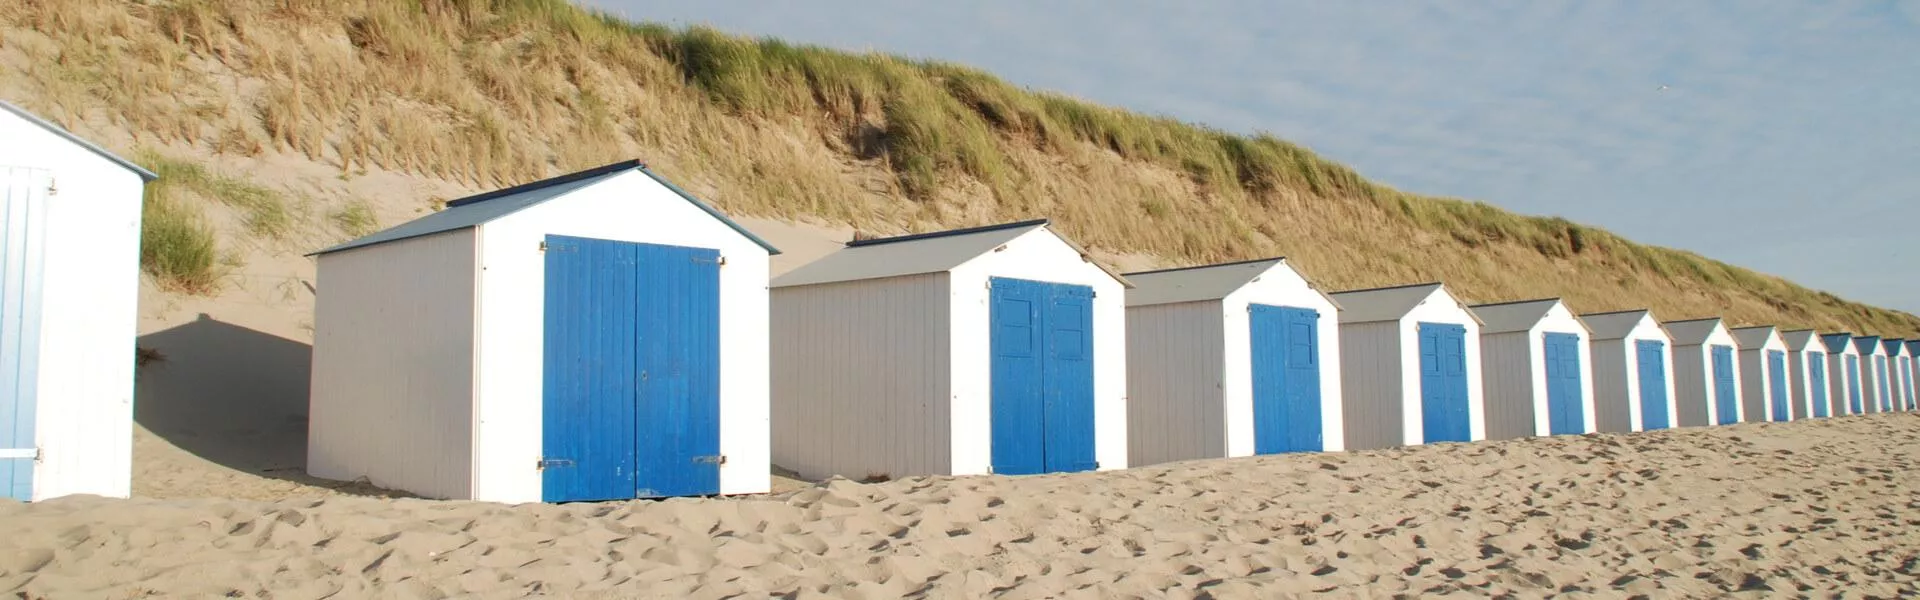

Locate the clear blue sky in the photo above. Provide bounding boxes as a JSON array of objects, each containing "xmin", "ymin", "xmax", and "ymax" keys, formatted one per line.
[{"xmin": 583, "ymin": 0, "xmax": 1920, "ymax": 315}]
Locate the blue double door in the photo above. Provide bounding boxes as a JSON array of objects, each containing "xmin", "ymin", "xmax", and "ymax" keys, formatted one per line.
[
  {"xmin": 1876, "ymin": 357, "xmax": 1890, "ymax": 412},
  {"xmin": 1635, "ymin": 340, "xmax": 1671, "ymax": 430},
  {"xmin": 1808, "ymin": 352, "xmax": 1829, "ymax": 418},
  {"xmin": 1542, "ymin": 332, "xmax": 1585, "ymax": 435},
  {"xmin": 541, "ymin": 235, "xmax": 722, "ymax": 502},
  {"xmin": 1846, "ymin": 355, "xmax": 1863, "ymax": 414},
  {"xmin": 1767, "ymin": 350, "xmax": 1790, "ymax": 421},
  {"xmin": 1711, "ymin": 345, "xmax": 1739, "ymax": 425},
  {"xmin": 989, "ymin": 277, "xmax": 1097, "ymax": 475},
  {"xmin": 1417, "ymin": 323, "xmax": 1472, "ymax": 443},
  {"xmin": 1250, "ymin": 305, "xmax": 1323, "ymax": 454}
]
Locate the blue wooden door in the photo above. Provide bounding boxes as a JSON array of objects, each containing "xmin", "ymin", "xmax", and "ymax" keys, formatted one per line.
[
  {"xmin": 1876, "ymin": 357, "xmax": 1890, "ymax": 412},
  {"xmin": 990, "ymin": 277, "xmax": 1096, "ymax": 475},
  {"xmin": 1846, "ymin": 355, "xmax": 1862, "ymax": 414},
  {"xmin": 541, "ymin": 235, "xmax": 722, "ymax": 502},
  {"xmin": 1808, "ymin": 352, "xmax": 1828, "ymax": 418},
  {"xmin": 0, "ymin": 168, "xmax": 50, "ymax": 502},
  {"xmin": 1766, "ymin": 350, "xmax": 1789, "ymax": 422},
  {"xmin": 1903, "ymin": 359, "xmax": 1914, "ymax": 410},
  {"xmin": 1417, "ymin": 323, "xmax": 1472, "ymax": 443},
  {"xmin": 1635, "ymin": 340, "xmax": 1669, "ymax": 430},
  {"xmin": 1543, "ymin": 332, "xmax": 1585, "ymax": 435},
  {"xmin": 1710, "ymin": 345, "xmax": 1738, "ymax": 425},
  {"xmin": 1250, "ymin": 305, "xmax": 1323, "ymax": 454}
]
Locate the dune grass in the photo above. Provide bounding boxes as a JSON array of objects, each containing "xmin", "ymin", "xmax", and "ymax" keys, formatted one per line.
[
  {"xmin": 137, "ymin": 150, "xmax": 294, "ymax": 239},
  {"xmin": 137, "ymin": 179, "xmax": 221, "ymax": 294},
  {"xmin": 4, "ymin": 0, "xmax": 1914, "ymax": 335}
]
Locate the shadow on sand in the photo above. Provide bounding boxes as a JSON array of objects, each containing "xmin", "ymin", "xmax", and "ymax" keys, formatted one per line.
[{"xmin": 135, "ymin": 314, "xmax": 408, "ymax": 498}]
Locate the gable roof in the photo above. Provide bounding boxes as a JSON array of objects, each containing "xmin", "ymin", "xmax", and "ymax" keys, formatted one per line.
[
  {"xmin": 1579, "ymin": 309, "xmax": 1658, "ymax": 340},
  {"xmin": 1884, "ymin": 339, "xmax": 1909, "ymax": 356},
  {"xmin": 2, "ymin": 101, "xmax": 157, "ymax": 181},
  {"xmin": 772, "ymin": 219, "xmax": 1131, "ymax": 289},
  {"xmin": 1853, "ymin": 335, "xmax": 1883, "ymax": 354},
  {"xmin": 1122, "ymin": 257, "xmax": 1342, "ymax": 308},
  {"xmin": 1468, "ymin": 298, "xmax": 1567, "ymax": 334},
  {"xmin": 311, "ymin": 159, "xmax": 779, "ymax": 256},
  {"xmin": 1729, "ymin": 325, "xmax": 1781, "ymax": 349},
  {"xmin": 1780, "ymin": 329, "xmax": 1821, "ymax": 350},
  {"xmin": 1908, "ymin": 340, "xmax": 1920, "ymax": 356},
  {"xmin": 1329, "ymin": 282, "xmax": 1482, "ymax": 325},
  {"xmin": 1662, "ymin": 318, "xmax": 1726, "ymax": 345},
  {"xmin": 1821, "ymin": 333, "xmax": 1856, "ymax": 353}
]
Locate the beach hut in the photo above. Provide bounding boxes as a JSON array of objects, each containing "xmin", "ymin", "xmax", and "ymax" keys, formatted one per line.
[
  {"xmin": 0, "ymin": 102, "xmax": 156, "ymax": 502},
  {"xmin": 1327, "ymin": 283, "xmax": 1486, "ymax": 450},
  {"xmin": 1822, "ymin": 333, "xmax": 1864, "ymax": 416},
  {"xmin": 1907, "ymin": 340, "xmax": 1920, "ymax": 409},
  {"xmin": 1854, "ymin": 336, "xmax": 1889, "ymax": 413},
  {"xmin": 1664, "ymin": 318, "xmax": 1743, "ymax": 426},
  {"xmin": 1780, "ymin": 330, "xmax": 1830, "ymax": 420},
  {"xmin": 1730, "ymin": 326, "xmax": 1791, "ymax": 423},
  {"xmin": 1882, "ymin": 339, "xmax": 1911, "ymax": 411},
  {"xmin": 307, "ymin": 160, "xmax": 779, "ymax": 503},
  {"xmin": 1122, "ymin": 258, "xmax": 1345, "ymax": 466},
  {"xmin": 1579, "ymin": 309, "xmax": 1678, "ymax": 433},
  {"xmin": 769, "ymin": 220, "xmax": 1130, "ymax": 481},
  {"xmin": 1468, "ymin": 299, "xmax": 1596, "ymax": 440}
]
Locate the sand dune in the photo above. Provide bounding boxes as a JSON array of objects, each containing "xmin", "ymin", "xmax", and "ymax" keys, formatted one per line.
[{"xmin": 6, "ymin": 414, "xmax": 1919, "ymax": 597}]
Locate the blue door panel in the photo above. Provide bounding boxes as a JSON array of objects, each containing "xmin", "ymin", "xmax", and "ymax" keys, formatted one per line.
[
  {"xmin": 1251, "ymin": 305, "xmax": 1323, "ymax": 454},
  {"xmin": 1636, "ymin": 341, "xmax": 1670, "ymax": 430},
  {"xmin": 633, "ymin": 243, "xmax": 722, "ymax": 498},
  {"xmin": 1543, "ymin": 332, "xmax": 1584, "ymax": 435},
  {"xmin": 1, "ymin": 171, "xmax": 49, "ymax": 502},
  {"xmin": 1846, "ymin": 355, "xmax": 1862, "ymax": 414},
  {"xmin": 1876, "ymin": 357, "xmax": 1890, "ymax": 412},
  {"xmin": 1808, "ymin": 353, "xmax": 1828, "ymax": 418},
  {"xmin": 990, "ymin": 277, "xmax": 1096, "ymax": 475},
  {"xmin": 1711, "ymin": 345, "xmax": 1738, "ymax": 425},
  {"xmin": 1418, "ymin": 323, "xmax": 1472, "ymax": 443},
  {"xmin": 542, "ymin": 236, "xmax": 723, "ymax": 502},
  {"xmin": 1904, "ymin": 360, "xmax": 1914, "ymax": 410},
  {"xmin": 1766, "ymin": 350, "xmax": 1789, "ymax": 422},
  {"xmin": 542, "ymin": 236, "xmax": 640, "ymax": 502}
]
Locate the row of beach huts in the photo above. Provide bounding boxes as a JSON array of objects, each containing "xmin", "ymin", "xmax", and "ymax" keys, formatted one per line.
[{"xmin": 2, "ymin": 103, "xmax": 1916, "ymax": 504}]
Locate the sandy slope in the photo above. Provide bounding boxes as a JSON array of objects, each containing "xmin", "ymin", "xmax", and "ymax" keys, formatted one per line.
[{"xmin": 7, "ymin": 414, "xmax": 1920, "ymax": 598}]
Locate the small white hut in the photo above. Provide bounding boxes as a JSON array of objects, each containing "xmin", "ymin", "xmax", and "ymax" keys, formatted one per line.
[
  {"xmin": 1327, "ymin": 283, "xmax": 1486, "ymax": 450},
  {"xmin": 1779, "ymin": 330, "xmax": 1831, "ymax": 420},
  {"xmin": 1821, "ymin": 333, "xmax": 1864, "ymax": 416},
  {"xmin": 1123, "ymin": 258, "xmax": 1345, "ymax": 466},
  {"xmin": 1730, "ymin": 326, "xmax": 1791, "ymax": 423},
  {"xmin": 1854, "ymin": 336, "xmax": 1889, "ymax": 413},
  {"xmin": 1907, "ymin": 340, "xmax": 1920, "ymax": 408},
  {"xmin": 0, "ymin": 101, "xmax": 156, "ymax": 502},
  {"xmin": 308, "ymin": 160, "xmax": 779, "ymax": 503},
  {"xmin": 1468, "ymin": 298, "xmax": 1596, "ymax": 440},
  {"xmin": 1882, "ymin": 339, "xmax": 1911, "ymax": 411},
  {"xmin": 1579, "ymin": 309, "xmax": 1678, "ymax": 433},
  {"xmin": 770, "ymin": 220, "xmax": 1131, "ymax": 481},
  {"xmin": 1664, "ymin": 318, "xmax": 1744, "ymax": 426}
]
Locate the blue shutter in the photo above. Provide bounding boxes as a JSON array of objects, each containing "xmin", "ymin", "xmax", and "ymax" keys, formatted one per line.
[
  {"xmin": 1250, "ymin": 305, "xmax": 1323, "ymax": 454},
  {"xmin": 1846, "ymin": 355, "xmax": 1862, "ymax": 414},
  {"xmin": 1876, "ymin": 357, "xmax": 1890, "ymax": 412},
  {"xmin": 1542, "ymin": 332, "xmax": 1585, "ymax": 435},
  {"xmin": 0, "ymin": 168, "xmax": 51, "ymax": 502},
  {"xmin": 1808, "ymin": 353, "xmax": 1828, "ymax": 418},
  {"xmin": 632, "ymin": 242, "xmax": 722, "ymax": 498},
  {"xmin": 1766, "ymin": 350, "xmax": 1789, "ymax": 422},
  {"xmin": 1635, "ymin": 340, "xmax": 1669, "ymax": 430},
  {"xmin": 1417, "ymin": 322, "xmax": 1472, "ymax": 443},
  {"xmin": 1043, "ymin": 285, "xmax": 1097, "ymax": 473},
  {"xmin": 1710, "ymin": 345, "xmax": 1738, "ymax": 425}
]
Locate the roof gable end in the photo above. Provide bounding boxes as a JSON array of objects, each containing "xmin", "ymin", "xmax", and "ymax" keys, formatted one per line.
[{"xmin": 2, "ymin": 101, "xmax": 157, "ymax": 181}]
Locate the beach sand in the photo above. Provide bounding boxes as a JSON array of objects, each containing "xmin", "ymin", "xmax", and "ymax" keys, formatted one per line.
[{"xmin": 6, "ymin": 414, "xmax": 1919, "ymax": 598}]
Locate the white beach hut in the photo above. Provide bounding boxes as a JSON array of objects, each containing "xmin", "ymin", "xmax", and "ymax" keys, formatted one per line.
[
  {"xmin": 1821, "ymin": 334, "xmax": 1864, "ymax": 416},
  {"xmin": 1779, "ymin": 330, "xmax": 1830, "ymax": 420},
  {"xmin": 1854, "ymin": 336, "xmax": 1889, "ymax": 413},
  {"xmin": 1907, "ymin": 341, "xmax": 1920, "ymax": 409},
  {"xmin": 1468, "ymin": 298, "xmax": 1596, "ymax": 440},
  {"xmin": 0, "ymin": 102, "xmax": 156, "ymax": 502},
  {"xmin": 1730, "ymin": 326, "xmax": 1791, "ymax": 423},
  {"xmin": 1579, "ymin": 309, "xmax": 1678, "ymax": 433},
  {"xmin": 1327, "ymin": 283, "xmax": 1486, "ymax": 450},
  {"xmin": 1664, "ymin": 318, "xmax": 1744, "ymax": 426},
  {"xmin": 1123, "ymin": 258, "xmax": 1345, "ymax": 467},
  {"xmin": 769, "ymin": 220, "xmax": 1130, "ymax": 481},
  {"xmin": 1881, "ymin": 339, "xmax": 1911, "ymax": 411},
  {"xmin": 308, "ymin": 160, "xmax": 779, "ymax": 503}
]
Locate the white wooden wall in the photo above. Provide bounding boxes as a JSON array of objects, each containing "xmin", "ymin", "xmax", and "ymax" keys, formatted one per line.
[
  {"xmin": 1338, "ymin": 321, "xmax": 1402, "ymax": 451},
  {"xmin": 474, "ymin": 172, "xmax": 772, "ymax": 502},
  {"xmin": 770, "ymin": 274, "xmax": 951, "ymax": 481},
  {"xmin": 309, "ymin": 229, "xmax": 477, "ymax": 500},
  {"xmin": 1124, "ymin": 301, "xmax": 1224, "ymax": 467},
  {"xmin": 1737, "ymin": 335, "xmax": 1788, "ymax": 422},
  {"xmin": 1786, "ymin": 348, "xmax": 1823, "ymax": 419},
  {"xmin": 1860, "ymin": 349, "xmax": 1886, "ymax": 413},
  {"xmin": 1825, "ymin": 350, "xmax": 1859, "ymax": 416},
  {"xmin": 949, "ymin": 229, "xmax": 1128, "ymax": 474},
  {"xmin": 0, "ymin": 113, "xmax": 145, "ymax": 501}
]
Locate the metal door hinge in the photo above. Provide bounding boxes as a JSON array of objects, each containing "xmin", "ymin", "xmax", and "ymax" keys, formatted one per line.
[
  {"xmin": 692, "ymin": 256, "xmax": 727, "ymax": 266},
  {"xmin": 538, "ymin": 241, "xmax": 547, "ymax": 252},
  {"xmin": 0, "ymin": 448, "xmax": 40, "ymax": 461},
  {"xmin": 693, "ymin": 455, "xmax": 727, "ymax": 465},
  {"xmin": 536, "ymin": 458, "xmax": 574, "ymax": 470},
  {"xmin": 46, "ymin": 179, "xmax": 56, "ymax": 196}
]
